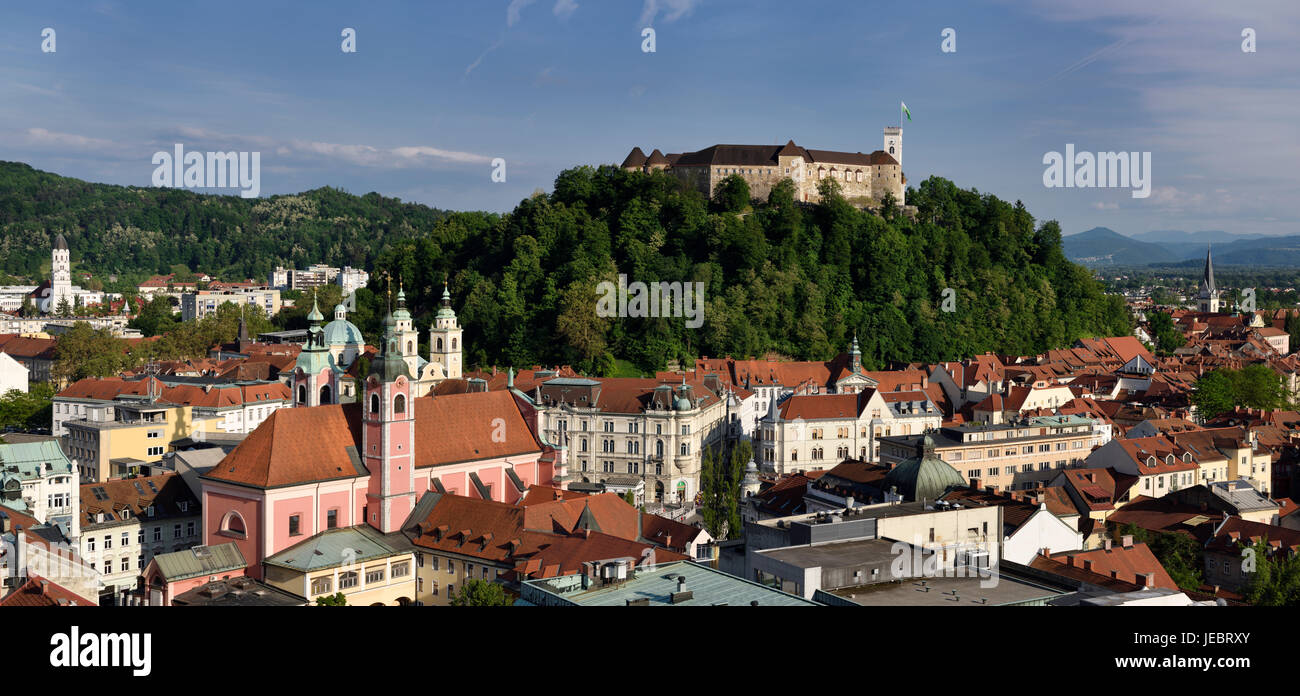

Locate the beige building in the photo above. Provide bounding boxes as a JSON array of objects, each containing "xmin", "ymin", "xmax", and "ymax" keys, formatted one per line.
[
  {"xmin": 879, "ymin": 416, "xmax": 1104, "ymax": 492},
  {"xmin": 261, "ymin": 526, "xmax": 416, "ymax": 606},
  {"xmin": 64, "ymin": 400, "xmax": 220, "ymax": 482},
  {"xmin": 622, "ymin": 128, "xmax": 906, "ymax": 206},
  {"xmin": 536, "ymin": 377, "xmax": 729, "ymax": 505},
  {"xmin": 762, "ymin": 389, "xmax": 942, "ymax": 473},
  {"xmin": 181, "ymin": 288, "xmax": 281, "ymax": 321}
]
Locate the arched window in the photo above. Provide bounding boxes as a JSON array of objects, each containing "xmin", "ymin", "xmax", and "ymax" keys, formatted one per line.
[
  {"xmin": 394, "ymin": 394, "xmax": 406, "ymax": 414},
  {"xmin": 452, "ymin": 338, "xmax": 457, "ymax": 350},
  {"xmin": 297, "ymin": 385, "xmax": 306, "ymax": 404},
  {"xmin": 406, "ymin": 340, "xmax": 413, "ymax": 354},
  {"xmin": 436, "ymin": 338, "xmax": 443, "ymax": 351},
  {"xmin": 656, "ymin": 439, "xmax": 664, "ymax": 457},
  {"xmin": 370, "ymin": 394, "xmax": 380, "ymax": 414},
  {"xmin": 319, "ymin": 384, "xmax": 331, "ymax": 405},
  {"xmin": 220, "ymin": 511, "xmax": 247, "ymax": 538}
]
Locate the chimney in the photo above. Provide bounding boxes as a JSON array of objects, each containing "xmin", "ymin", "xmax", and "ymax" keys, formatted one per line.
[
  {"xmin": 1122, "ymin": 535, "xmax": 1134, "ymax": 548},
  {"xmin": 970, "ymin": 478, "xmax": 982, "ymax": 490},
  {"xmin": 39, "ymin": 580, "xmax": 48, "ymax": 596},
  {"xmin": 1141, "ymin": 572, "xmax": 1155, "ymax": 588},
  {"xmin": 1067, "ymin": 555, "xmax": 1077, "ymax": 567},
  {"xmin": 1103, "ymin": 539, "xmax": 1113, "ymax": 550},
  {"xmin": 1082, "ymin": 559, "xmax": 1093, "ymax": 572},
  {"xmin": 677, "ymin": 576, "xmax": 687, "ymax": 593},
  {"xmin": 1110, "ymin": 569, "xmax": 1119, "ymax": 579}
]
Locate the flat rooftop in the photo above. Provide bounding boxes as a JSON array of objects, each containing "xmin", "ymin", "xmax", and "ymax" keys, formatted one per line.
[
  {"xmin": 826, "ymin": 573, "xmax": 1066, "ymax": 607},
  {"xmin": 758, "ymin": 538, "xmax": 898, "ymax": 569},
  {"xmin": 525, "ymin": 561, "xmax": 820, "ymax": 606}
]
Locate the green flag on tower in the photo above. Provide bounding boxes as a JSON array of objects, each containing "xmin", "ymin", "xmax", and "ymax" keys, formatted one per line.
[{"xmin": 901, "ymin": 101, "xmax": 912, "ymax": 122}]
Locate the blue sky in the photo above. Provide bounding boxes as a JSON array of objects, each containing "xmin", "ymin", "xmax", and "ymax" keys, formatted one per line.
[{"xmin": 1, "ymin": 0, "xmax": 1296, "ymax": 238}]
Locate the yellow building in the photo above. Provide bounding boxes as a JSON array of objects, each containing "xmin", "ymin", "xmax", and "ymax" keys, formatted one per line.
[
  {"xmin": 262, "ymin": 526, "xmax": 417, "ymax": 606},
  {"xmin": 65, "ymin": 400, "xmax": 220, "ymax": 482}
]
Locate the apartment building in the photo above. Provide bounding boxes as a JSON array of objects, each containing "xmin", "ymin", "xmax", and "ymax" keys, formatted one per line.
[
  {"xmin": 535, "ymin": 377, "xmax": 729, "ymax": 505},
  {"xmin": 760, "ymin": 388, "xmax": 942, "ymax": 473},
  {"xmin": 54, "ymin": 375, "xmax": 291, "ymax": 437},
  {"xmin": 77, "ymin": 473, "xmax": 201, "ymax": 605},
  {"xmin": 879, "ymin": 415, "xmax": 1103, "ymax": 492},
  {"xmin": 181, "ymin": 288, "xmax": 281, "ymax": 321},
  {"xmin": 0, "ymin": 439, "xmax": 80, "ymax": 538}
]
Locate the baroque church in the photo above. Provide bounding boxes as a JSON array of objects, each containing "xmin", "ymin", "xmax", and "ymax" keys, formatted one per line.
[{"xmin": 290, "ymin": 283, "xmax": 464, "ymax": 407}]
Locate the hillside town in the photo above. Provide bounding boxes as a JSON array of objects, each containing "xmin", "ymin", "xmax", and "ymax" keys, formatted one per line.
[{"xmin": 1, "ymin": 242, "xmax": 1296, "ymax": 609}]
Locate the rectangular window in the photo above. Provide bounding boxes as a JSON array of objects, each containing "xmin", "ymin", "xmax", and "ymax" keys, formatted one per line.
[
  {"xmin": 121, "ymin": 532, "xmax": 129, "ymax": 547},
  {"xmin": 339, "ymin": 572, "xmax": 358, "ymax": 589},
  {"xmin": 88, "ymin": 538, "xmax": 96, "ymax": 553},
  {"xmin": 289, "ymin": 515, "xmax": 301, "ymax": 536},
  {"xmin": 137, "ymin": 528, "xmax": 144, "ymax": 544},
  {"xmin": 311, "ymin": 577, "xmax": 332, "ymax": 595},
  {"xmin": 173, "ymin": 524, "xmax": 182, "ymax": 539},
  {"xmin": 327, "ymin": 509, "xmax": 338, "ymax": 529},
  {"xmin": 431, "ymin": 557, "xmax": 439, "ymax": 571},
  {"xmin": 186, "ymin": 521, "xmax": 195, "ymax": 537},
  {"xmin": 104, "ymin": 535, "xmax": 112, "ymax": 549},
  {"xmin": 153, "ymin": 527, "xmax": 162, "ymax": 542},
  {"xmin": 365, "ymin": 568, "xmax": 385, "ymax": 584},
  {"xmin": 447, "ymin": 561, "xmax": 455, "ymax": 574},
  {"xmin": 120, "ymin": 557, "xmax": 129, "ymax": 572},
  {"xmin": 392, "ymin": 562, "xmax": 410, "ymax": 578}
]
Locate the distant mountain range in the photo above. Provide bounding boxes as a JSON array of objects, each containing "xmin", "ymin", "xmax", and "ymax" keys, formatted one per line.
[{"xmin": 1064, "ymin": 227, "xmax": 1300, "ymax": 267}]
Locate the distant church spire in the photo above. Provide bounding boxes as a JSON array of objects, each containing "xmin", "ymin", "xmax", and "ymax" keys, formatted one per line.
[{"xmin": 1198, "ymin": 244, "xmax": 1219, "ymax": 313}]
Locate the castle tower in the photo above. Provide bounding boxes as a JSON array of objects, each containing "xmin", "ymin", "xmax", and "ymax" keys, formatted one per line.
[
  {"xmin": 883, "ymin": 127, "xmax": 902, "ymax": 167},
  {"xmin": 429, "ymin": 283, "xmax": 463, "ymax": 380},
  {"xmin": 290, "ymin": 293, "xmax": 340, "ymax": 406},
  {"xmin": 362, "ymin": 303, "xmax": 416, "ymax": 533},
  {"xmin": 50, "ymin": 233, "xmax": 72, "ymax": 313},
  {"xmin": 849, "ymin": 332, "xmax": 862, "ymax": 374},
  {"xmin": 1198, "ymin": 245, "xmax": 1219, "ymax": 313}
]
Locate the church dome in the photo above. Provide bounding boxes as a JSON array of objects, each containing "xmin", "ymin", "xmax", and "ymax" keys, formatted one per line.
[
  {"xmin": 324, "ymin": 316, "xmax": 364, "ymax": 347},
  {"xmin": 882, "ymin": 434, "xmax": 966, "ymax": 503}
]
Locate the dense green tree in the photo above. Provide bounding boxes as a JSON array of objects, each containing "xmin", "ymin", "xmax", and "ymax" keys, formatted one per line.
[
  {"xmin": 1192, "ymin": 366, "xmax": 1291, "ymax": 420},
  {"xmin": 0, "ymin": 383, "xmax": 55, "ymax": 429},
  {"xmin": 1242, "ymin": 538, "xmax": 1300, "ymax": 606},
  {"xmin": 711, "ymin": 174, "xmax": 750, "ymax": 213},
  {"xmin": 52, "ymin": 323, "xmax": 135, "ymax": 384},
  {"xmin": 315, "ymin": 592, "xmax": 348, "ymax": 606},
  {"xmin": 449, "ymin": 579, "xmax": 514, "ymax": 606},
  {"xmin": 0, "ymin": 161, "xmax": 1132, "ymax": 375},
  {"xmin": 1147, "ymin": 311, "xmax": 1185, "ymax": 355}
]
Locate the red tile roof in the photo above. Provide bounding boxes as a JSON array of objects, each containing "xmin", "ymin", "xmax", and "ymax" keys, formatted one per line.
[
  {"xmin": 0, "ymin": 574, "xmax": 95, "ymax": 607},
  {"xmin": 204, "ymin": 391, "xmax": 543, "ymax": 489}
]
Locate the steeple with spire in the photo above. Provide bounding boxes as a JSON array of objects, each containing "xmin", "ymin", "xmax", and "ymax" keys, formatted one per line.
[
  {"xmin": 429, "ymin": 280, "xmax": 463, "ymax": 380},
  {"xmin": 291, "ymin": 290, "xmax": 341, "ymax": 406},
  {"xmin": 1198, "ymin": 244, "xmax": 1219, "ymax": 313}
]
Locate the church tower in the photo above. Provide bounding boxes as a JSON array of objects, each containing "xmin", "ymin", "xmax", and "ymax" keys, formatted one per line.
[
  {"xmin": 392, "ymin": 286, "xmax": 422, "ymax": 376},
  {"xmin": 429, "ymin": 283, "xmax": 463, "ymax": 380},
  {"xmin": 1198, "ymin": 245, "xmax": 1219, "ymax": 313},
  {"xmin": 362, "ymin": 301, "xmax": 417, "ymax": 533},
  {"xmin": 290, "ymin": 293, "xmax": 340, "ymax": 406},
  {"xmin": 50, "ymin": 233, "xmax": 72, "ymax": 313}
]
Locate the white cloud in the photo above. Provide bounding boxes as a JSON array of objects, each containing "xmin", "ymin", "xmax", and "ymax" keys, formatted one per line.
[
  {"xmin": 1092, "ymin": 201, "xmax": 1119, "ymax": 210},
  {"xmin": 507, "ymin": 0, "xmax": 536, "ymax": 27},
  {"xmin": 553, "ymin": 0, "xmax": 578, "ymax": 19},
  {"xmin": 638, "ymin": 0, "xmax": 701, "ymax": 26},
  {"xmin": 25, "ymin": 128, "xmax": 115, "ymax": 150}
]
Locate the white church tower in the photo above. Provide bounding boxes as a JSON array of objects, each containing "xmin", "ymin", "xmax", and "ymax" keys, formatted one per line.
[
  {"xmin": 50, "ymin": 233, "xmax": 73, "ymax": 313},
  {"xmin": 429, "ymin": 283, "xmax": 463, "ymax": 380}
]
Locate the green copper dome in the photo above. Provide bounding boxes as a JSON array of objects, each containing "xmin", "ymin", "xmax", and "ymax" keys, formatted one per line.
[
  {"xmin": 324, "ymin": 316, "xmax": 364, "ymax": 347},
  {"xmin": 882, "ymin": 434, "xmax": 966, "ymax": 503},
  {"xmin": 393, "ymin": 287, "xmax": 412, "ymax": 321}
]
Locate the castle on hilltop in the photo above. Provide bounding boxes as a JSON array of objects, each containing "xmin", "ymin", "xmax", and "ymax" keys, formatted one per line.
[{"xmin": 622, "ymin": 127, "xmax": 905, "ymax": 206}]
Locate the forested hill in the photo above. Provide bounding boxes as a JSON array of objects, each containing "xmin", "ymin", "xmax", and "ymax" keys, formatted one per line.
[
  {"xmin": 0, "ymin": 160, "xmax": 1131, "ymax": 374},
  {"xmin": 0, "ymin": 161, "xmax": 453, "ymax": 281}
]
